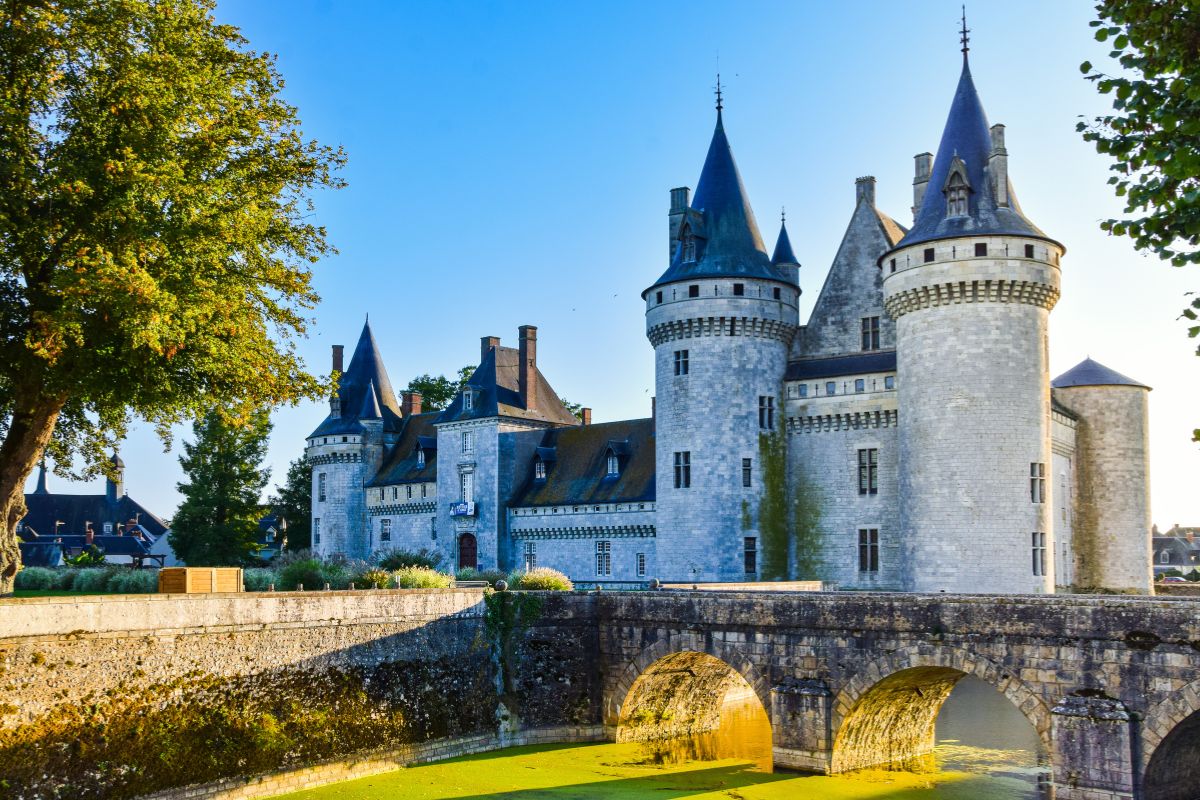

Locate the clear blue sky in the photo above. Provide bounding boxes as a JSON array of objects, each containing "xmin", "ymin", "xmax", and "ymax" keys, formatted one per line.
[{"xmin": 36, "ymin": 1, "xmax": 1200, "ymax": 530}]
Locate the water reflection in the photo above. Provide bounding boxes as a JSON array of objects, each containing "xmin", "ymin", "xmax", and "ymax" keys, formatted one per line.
[{"xmin": 634, "ymin": 684, "xmax": 773, "ymax": 773}]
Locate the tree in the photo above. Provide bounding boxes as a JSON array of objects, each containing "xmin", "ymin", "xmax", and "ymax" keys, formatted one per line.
[
  {"xmin": 0, "ymin": 1, "xmax": 344, "ymax": 592},
  {"xmin": 1079, "ymin": 1, "xmax": 1200, "ymax": 439},
  {"xmin": 170, "ymin": 409, "xmax": 271, "ymax": 566},
  {"xmin": 405, "ymin": 367, "xmax": 473, "ymax": 411},
  {"xmin": 268, "ymin": 455, "xmax": 311, "ymax": 551}
]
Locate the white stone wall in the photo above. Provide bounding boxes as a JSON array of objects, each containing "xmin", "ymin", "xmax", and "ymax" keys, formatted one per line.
[
  {"xmin": 1051, "ymin": 408, "xmax": 1077, "ymax": 589},
  {"xmin": 307, "ymin": 434, "xmax": 372, "ymax": 560},
  {"xmin": 647, "ymin": 278, "xmax": 798, "ymax": 582},
  {"xmin": 1054, "ymin": 385, "xmax": 1152, "ymax": 592},
  {"xmin": 508, "ymin": 504, "xmax": 656, "ymax": 582},
  {"xmin": 366, "ymin": 497, "xmax": 438, "ymax": 558}
]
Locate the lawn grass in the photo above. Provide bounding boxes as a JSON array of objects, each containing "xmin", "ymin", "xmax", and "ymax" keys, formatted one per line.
[{"xmin": 12, "ymin": 589, "xmax": 104, "ymax": 598}]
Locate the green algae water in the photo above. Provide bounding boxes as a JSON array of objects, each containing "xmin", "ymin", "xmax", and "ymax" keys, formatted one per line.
[{"xmin": 276, "ymin": 676, "xmax": 1046, "ymax": 800}]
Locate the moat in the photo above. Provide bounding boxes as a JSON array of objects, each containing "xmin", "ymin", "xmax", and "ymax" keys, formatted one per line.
[{"xmin": 273, "ymin": 676, "xmax": 1045, "ymax": 799}]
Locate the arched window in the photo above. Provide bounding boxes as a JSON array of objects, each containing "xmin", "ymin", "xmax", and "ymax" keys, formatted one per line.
[
  {"xmin": 946, "ymin": 172, "xmax": 969, "ymax": 216},
  {"xmin": 1160, "ymin": 549, "xmax": 1171, "ymax": 565}
]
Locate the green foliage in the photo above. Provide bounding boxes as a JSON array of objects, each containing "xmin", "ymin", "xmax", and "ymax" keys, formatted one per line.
[
  {"xmin": 1079, "ymin": 1, "xmax": 1200, "ymax": 438},
  {"xmin": 392, "ymin": 566, "xmax": 454, "ymax": 589},
  {"xmin": 170, "ymin": 409, "xmax": 272, "ymax": 566},
  {"xmin": 0, "ymin": 0, "xmax": 345, "ymax": 592},
  {"xmin": 356, "ymin": 568, "xmax": 393, "ymax": 589},
  {"xmin": 456, "ymin": 567, "xmax": 509, "ymax": 586},
  {"xmin": 64, "ymin": 544, "xmax": 106, "ymax": 567},
  {"xmin": 756, "ymin": 431, "xmax": 791, "ymax": 581},
  {"xmin": 13, "ymin": 567, "xmax": 55, "ymax": 590},
  {"xmin": 790, "ymin": 467, "xmax": 825, "ymax": 582},
  {"xmin": 268, "ymin": 456, "xmax": 312, "ymax": 551},
  {"xmin": 509, "ymin": 567, "xmax": 573, "ymax": 591},
  {"xmin": 242, "ymin": 568, "xmax": 278, "ymax": 592},
  {"xmin": 375, "ymin": 548, "xmax": 442, "ymax": 571},
  {"xmin": 405, "ymin": 367, "xmax": 475, "ymax": 411},
  {"xmin": 277, "ymin": 558, "xmax": 323, "ymax": 591}
]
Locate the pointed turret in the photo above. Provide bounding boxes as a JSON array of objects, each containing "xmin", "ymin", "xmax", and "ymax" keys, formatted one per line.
[
  {"xmin": 646, "ymin": 106, "xmax": 796, "ymax": 294},
  {"xmin": 771, "ymin": 216, "xmax": 798, "ymax": 268},
  {"xmin": 308, "ymin": 319, "xmax": 402, "ymax": 437},
  {"xmin": 891, "ymin": 51, "xmax": 1056, "ymax": 252},
  {"xmin": 358, "ymin": 378, "xmax": 383, "ymax": 420}
]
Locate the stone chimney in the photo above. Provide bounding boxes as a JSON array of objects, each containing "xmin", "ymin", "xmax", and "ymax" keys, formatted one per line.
[
  {"xmin": 668, "ymin": 186, "xmax": 690, "ymax": 260},
  {"xmin": 580, "ymin": 407, "xmax": 591, "ymax": 426},
  {"xmin": 855, "ymin": 176, "xmax": 876, "ymax": 207},
  {"xmin": 518, "ymin": 325, "xmax": 537, "ymax": 411},
  {"xmin": 989, "ymin": 124, "xmax": 1009, "ymax": 207},
  {"xmin": 481, "ymin": 336, "xmax": 500, "ymax": 363},
  {"xmin": 401, "ymin": 391, "xmax": 423, "ymax": 416},
  {"xmin": 331, "ymin": 344, "xmax": 344, "ymax": 375},
  {"xmin": 912, "ymin": 152, "xmax": 933, "ymax": 220},
  {"xmin": 105, "ymin": 454, "xmax": 124, "ymax": 503}
]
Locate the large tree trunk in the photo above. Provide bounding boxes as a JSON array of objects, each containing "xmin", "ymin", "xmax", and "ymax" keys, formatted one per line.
[{"xmin": 0, "ymin": 392, "xmax": 68, "ymax": 595}]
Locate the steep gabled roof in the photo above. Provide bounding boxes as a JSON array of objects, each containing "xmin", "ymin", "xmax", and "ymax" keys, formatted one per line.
[
  {"xmin": 786, "ymin": 351, "xmax": 897, "ymax": 381},
  {"xmin": 1052, "ymin": 357, "xmax": 1149, "ymax": 390},
  {"xmin": 368, "ymin": 412, "xmax": 440, "ymax": 486},
  {"xmin": 890, "ymin": 53, "xmax": 1055, "ymax": 253},
  {"xmin": 308, "ymin": 321, "xmax": 403, "ymax": 438},
  {"xmin": 646, "ymin": 110, "xmax": 797, "ymax": 293},
  {"xmin": 436, "ymin": 345, "xmax": 578, "ymax": 426},
  {"xmin": 512, "ymin": 418, "xmax": 655, "ymax": 507},
  {"xmin": 21, "ymin": 492, "xmax": 169, "ymax": 540}
]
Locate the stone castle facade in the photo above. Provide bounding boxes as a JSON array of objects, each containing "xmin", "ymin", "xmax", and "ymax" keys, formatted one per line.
[{"xmin": 307, "ymin": 47, "xmax": 1153, "ymax": 593}]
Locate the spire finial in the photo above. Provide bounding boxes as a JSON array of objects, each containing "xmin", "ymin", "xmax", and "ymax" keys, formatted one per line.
[
  {"xmin": 960, "ymin": 5, "xmax": 970, "ymax": 55},
  {"xmin": 714, "ymin": 73, "xmax": 723, "ymax": 113},
  {"xmin": 781, "ymin": 206, "xmax": 786, "ymax": 224}
]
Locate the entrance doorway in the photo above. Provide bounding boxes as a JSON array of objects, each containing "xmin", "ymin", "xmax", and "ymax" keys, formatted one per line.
[{"xmin": 458, "ymin": 533, "xmax": 477, "ymax": 570}]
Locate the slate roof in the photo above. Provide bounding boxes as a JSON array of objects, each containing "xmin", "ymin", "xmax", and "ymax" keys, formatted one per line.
[
  {"xmin": 368, "ymin": 412, "xmax": 441, "ymax": 486},
  {"xmin": 647, "ymin": 110, "xmax": 797, "ymax": 294},
  {"xmin": 309, "ymin": 321, "xmax": 403, "ymax": 438},
  {"xmin": 20, "ymin": 492, "xmax": 168, "ymax": 541},
  {"xmin": 51, "ymin": 534, "xmax": 154, "ymax": 556},
  {"xmin": 1052, "ymin": 357, "xmax": 1150, "ymax": 390},
  {"xmin": 771, "ymin": 219, "xmax": 799, "ymax": 266},
  {"xmin": 888, "ymin": 53, "xmax": 1057, "ymax": 254},
  {"xmin": 786, "ymin": 351, "xmax": 897, "ymax": 381},
  {"xmin": 436, "ymin": 346, "xmax": 578, "ymax": 426},
  {"xmin": 511, "ymin": 418, "xmax": 656, "ymax": 507},
  {"xmin": 18, "ymin": 541, "xmax": 63, "ymax": 568}
]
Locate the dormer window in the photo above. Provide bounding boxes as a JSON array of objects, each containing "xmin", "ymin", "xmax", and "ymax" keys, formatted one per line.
[
  {"xmin": 943, "ymin": 157, "xmax": 971, "ymax": 217},
  {"xmin": 417, "ymin": 449, "xmax": 426, "ymax": 468},
  {"xmin": 265, "ymin": 529, "xmax": 276, "ymax": 543},
  {"xmin": 606, "ymin": 453, "xmax": 619, "ymax": 477},
  {"xmin": 681, "ymin": 225, "xmax": 697, "ymax": 263},
  {"xmin": 464, "ymin": 390, "xmax": 473, "ymax": 411},
  {"xmin": 534, "ymin": 459, "xmax": 547, "ymax": 480}
]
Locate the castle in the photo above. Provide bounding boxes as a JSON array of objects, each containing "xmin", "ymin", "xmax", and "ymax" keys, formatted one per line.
[{"xmin": 307, "ymin": 44, "xmax": 1153, "ymax": 594}]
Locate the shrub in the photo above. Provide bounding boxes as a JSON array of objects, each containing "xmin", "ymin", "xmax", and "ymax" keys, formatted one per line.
[
  {"xmin": 243, "ymin": 568, "xmax": 279, "ymax": 592},
  {"xmin": 376, "ymin": 548, "xmax": 442, "ymax": 571},
  {"xmin": 278, "ymin": 558, "xmax": 324, "ymax": 591},
  {"xmin": 107, "ymin": 570, "xmax": 158, "ymax": 594},
  {"xmin": 14, "ymin": 567, "xmax": 56, "ymax": 590},
  {"xmin": 54, "ymin": 568, "xmax": 79, "ymax": 591},
  {"xmin": 321, "ymin": 556, "xmax": 368, "ymax": 589},
  {"xmin": 272, "ymin": 548, "xmax": 317, "ymax": 569},
  {"xmin": 455, "ymin": 567, "xmax": 507, "ymax": 586},
  {"xmin": 510, "ymin": 567, "xmax": 573, "ymax": 591},
  {"xmin": 356, "ymin": 568, "xmax": 393, "ymax": 589},
  {"xmin": 72, "ymin": 567, "xmax": 116, "ymax": 593},
  {"xmin": 392, "ymin": 566, "xmax": 453, "ymax": 589}
]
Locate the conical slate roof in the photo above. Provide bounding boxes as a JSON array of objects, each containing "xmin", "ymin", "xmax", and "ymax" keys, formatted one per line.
[
  {"xmin": 308, "ymin": 320, "xmax": 403, "ymax": 437},
  {"xmin": 358, "ymin": 378, "xmax": 383, "ymax": 420},
  {"xmin": 891, "ymin": 53, "xmax": 1054, "ymax": 251},
  {"xmin": 1052, "ymin": 357, "xmax": 1149, "ymax": 390},
  {"xmin": 647, "ymin": 110, "xmax": 797, "ymax": 293},
  {"xmin": 772, "ymin": 219, "xmax": 798, "ymax": 266}
]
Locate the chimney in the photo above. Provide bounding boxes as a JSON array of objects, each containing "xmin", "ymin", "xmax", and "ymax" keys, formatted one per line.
[
  {"xmin": 331, "ymin": 344, "xmax": 344, "ymax": 375},
  {"xmin": 401, "ymin": 391, "xmax": 423, "ymax": 416},
  {"xmin": 989, "ymin": 124, "xmax": 1009, "ymax": 207},
  {"xmin": 912, "ymin": 152, "xmax": 933, "ymax": 220},
  {"xmin": 651, "ymin": 396, "xmax": 656, "ymax": 422},
  {"xmin": 85, "ymin": 525, "xmax": 94, "ymax": 546},
  {"xmin": 105, "ymin": 454, "xmax": 124, "ymax": 503},
  {"xmin": 329, "ymin": 344, "xmax": 344, "ymax": 419},
  {"xmin": 855, "ymin": 176, "xmax": 876, "ymax": 207},
  {"xmin": 580, "ymin": 407, "xmax": 591, "ymax": 426},
  {"xmin": 518, "ymin": 325, "xmax": 537, "ymax": 411},
  {"xmin": 481, "ymin": 336, "xmax": 500, "ymax": 363},
  {"xmin": 668, "ymin": 186, "xmax": 691, "ymax": 260}
]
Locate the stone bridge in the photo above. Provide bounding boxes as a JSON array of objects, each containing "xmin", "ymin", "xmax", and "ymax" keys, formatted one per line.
[{"xmin": 585, "ymin": 591, "xmax": 1200, "ymax": 800}]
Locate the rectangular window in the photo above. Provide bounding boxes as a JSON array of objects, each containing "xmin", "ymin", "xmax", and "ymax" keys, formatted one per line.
[
  {"xmin": 744, "ymin": 537, "xmax": 757, "ymax": 574},
  {"xmin": 636, "ymin": 552, "xmax": 646, "ymax": 577},
  {"xmin": 861, "ymin": 316, "xmax": 881, "ymax": 351},
  {"xmin": 858, "ymin": 449, "xmax": 879, "ymax": 496},
  {"xmin": 733, "ymin": 283, "xmax": 745, "ymax": 296},
  {"xmin": 407, "ymin": 485, "xmax": 413, "ymax": 500},
  {"xmin": 417, "ymin": 449, "xmax": 426, "ymax": 468},
  {"xmin": 606, "ymin": 453, "xmax": 619, "ymax": 476},
  {"xmin": 1024, "ymin": 243, "xmax": 1035, "ymax": 258},
  {"xmin": 534, "ymin": 460, "xmax": 546, "ymax": 480},
  {"xmin": 595, "ymin": 540, "xmax": 611, "ymax": 577},
  {"xmin": 884, "ymin": 375, "xmax": 895, "ymax": 390},
  {"xmin": 854, "ymin": 378, "xmax": 865, "ymax": 393},
  {"xmin": 1032, "ymin": 531, "xmax": 1047, "ymax": 576},
  {"xmin": 859, "ymin": 528, "xmax": 880, "ymax": 572},
  {"xmin": 318, "ymin": 473, "xmax": 327, "ymax": 502},
  {"xmin": 656, "ymin": 290, "xmax": 663, "ymax": 304},
  {"xmin": 422, "ymin": 483, "xmax": 427, "ymax": 498},
  {"xmin": 313, "ymin": 518, "xmax": 320, "ymax": 546},
  {"xmin": 460, "ymin": 471, "xmax": 473, "ymax": 502},
  {"xmin": 758, "ymin": 396, "xmax": 775, "ymax": 430},
  {"xmin": 524, "ymin": 541, "xmax": 537, "ymax": 571},
  {"xmin": 798, "ymin": 384, "xmax": 808, "ymax": 398},
  {"xmin": 1030, "ymin": 462, "xmax": 1046, "ymax": 503},
  {"xmin": 889, "ymin": 258, "xmax": 896, "ymax": 273},
  {"xmin": 673, "ymin": 451, "xmax": 691, "ymax": 489},
  {"xmin": 742, "ymin": 457, "xmax": 752, "ymax": 487},
  {"xmin": 688, "ymin": 284, "xmax": 700, "ymax": 298},
  {"xmin": 923, "ymin": 247, "xmax": 935, "ymax": 263},
  {"xmin": 380, "ymin": 518, "xmax": 392, "ymax": 542},
  {"xmin": 975, "ymin": 242, "xmax": 988, "ymax": 257},
  {"xmin": 674, "ymin": 349, "xmax": 689, "ymax": 376},
  {"xmin": 825, "ymin": 381, "xmax": 836, "ymax": 396},
  {"xmin": 462, "ymin": 430, "xmax": 474, "ymax": 454},
  {"xmin": 773, "ymin": 287, "xmax": 781, "ymax": 300}
]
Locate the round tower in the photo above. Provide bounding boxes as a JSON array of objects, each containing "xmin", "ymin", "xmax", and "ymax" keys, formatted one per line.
[
  {"xmin": 881, "ymin": 47, "xmax": 1062, "ymax": 593},
  {"xmin": 1052, "ymin": 358, "xmax": 1152, "ymax": 593},
  {"xmin": 644, "ymin": 105, "xmax": 799, "ymax": 582}
]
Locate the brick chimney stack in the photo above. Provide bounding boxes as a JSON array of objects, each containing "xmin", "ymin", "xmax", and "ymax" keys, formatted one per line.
[
  {"xmin": 481, "ymin": 336, "xmax": 500, "ymax": 363},
  {"xmin": 580, "ymin": 407, "xmax": 591, "ymax": 426},
  {"xmin": 401, "ymin": 391, "xmax": 423, "ymax": 416},
  {"xmin": 518, "ymin": 325, "xmax": 537, "ymax": 411},
  {"xmin": 331, "ymin": 345, "xmax": 344, "ymax": 375}
]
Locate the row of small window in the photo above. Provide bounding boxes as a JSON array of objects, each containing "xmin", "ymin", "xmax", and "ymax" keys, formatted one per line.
[
  {"xmin": 886, "ymin": 243, "xmax": 1056, "ymax": 274},
  {"xmin": 654, "ymin": 284, "xmax": 784, "ymax": 305},
  {"xmin": 313, "ymin": 436, "xmax": 354, "ymax": 445},
  {"xmin": 520, "ymin": 541, "xmax": 648, "ymax": 578},
  {"xmin": 372, "ymin": 484, "xmax": 432, "ymax": 503},
  {"xmin": 796, "ymin": 376, "xmax": 895, "ymax": 398},
  {"xmin": 534, "ymin": 453, "xmax": 620, "ymax": 481}
]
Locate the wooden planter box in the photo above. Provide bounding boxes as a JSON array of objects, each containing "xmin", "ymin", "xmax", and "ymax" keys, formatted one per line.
[{"xmin": 157, "ymin": 567, "xmax": 244, "ymax": 594}]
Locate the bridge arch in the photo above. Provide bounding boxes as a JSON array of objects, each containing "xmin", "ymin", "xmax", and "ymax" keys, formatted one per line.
[
  {"xmin": 607, "ymin": 632, "xmax": 771, "ymax": 741},
  {"xmin": 1142, "ymin": 677, "xmax": 1200, "ymax": 800},
  {"xmin": 830, "ymin": 644, "xmax": 1051, "ymax": 773}
]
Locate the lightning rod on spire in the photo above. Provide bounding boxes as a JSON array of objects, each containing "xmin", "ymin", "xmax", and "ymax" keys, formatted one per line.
[
  {"xmin": 960, "ymin": 5, "xmax": 970, "ymax": 55},
  {"xmin": 714, "ymin": 73, "xmax": 723, "ymax": 112}
]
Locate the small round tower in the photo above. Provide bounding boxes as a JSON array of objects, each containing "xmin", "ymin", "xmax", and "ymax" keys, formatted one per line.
[
  {"xmin": 1052, "ymin": 358, "xmax": 1152, "ymax": 593},
  {"xmin": 644, "ymin": 104, "xmax": 799, "ymax": 582},
  {"xmin": 881, "ymin": 46, "xmax": 1062, "ymax": 593}
]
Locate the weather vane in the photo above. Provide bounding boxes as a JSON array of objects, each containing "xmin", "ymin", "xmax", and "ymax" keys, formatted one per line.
[{"xmin": 960, "ymin": 5, "xmax": 970, "ymax": 54}]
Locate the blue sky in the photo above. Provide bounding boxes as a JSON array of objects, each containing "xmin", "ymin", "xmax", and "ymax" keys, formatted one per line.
[{"xmin": 38, "ymin": 1, "xmax": 1200, "ymax": 529}]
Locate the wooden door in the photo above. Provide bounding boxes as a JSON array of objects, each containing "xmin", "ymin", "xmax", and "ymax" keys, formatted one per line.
[{"xmin": 458, "ymin": 533, "xmax": 477, "ymax": 570}]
